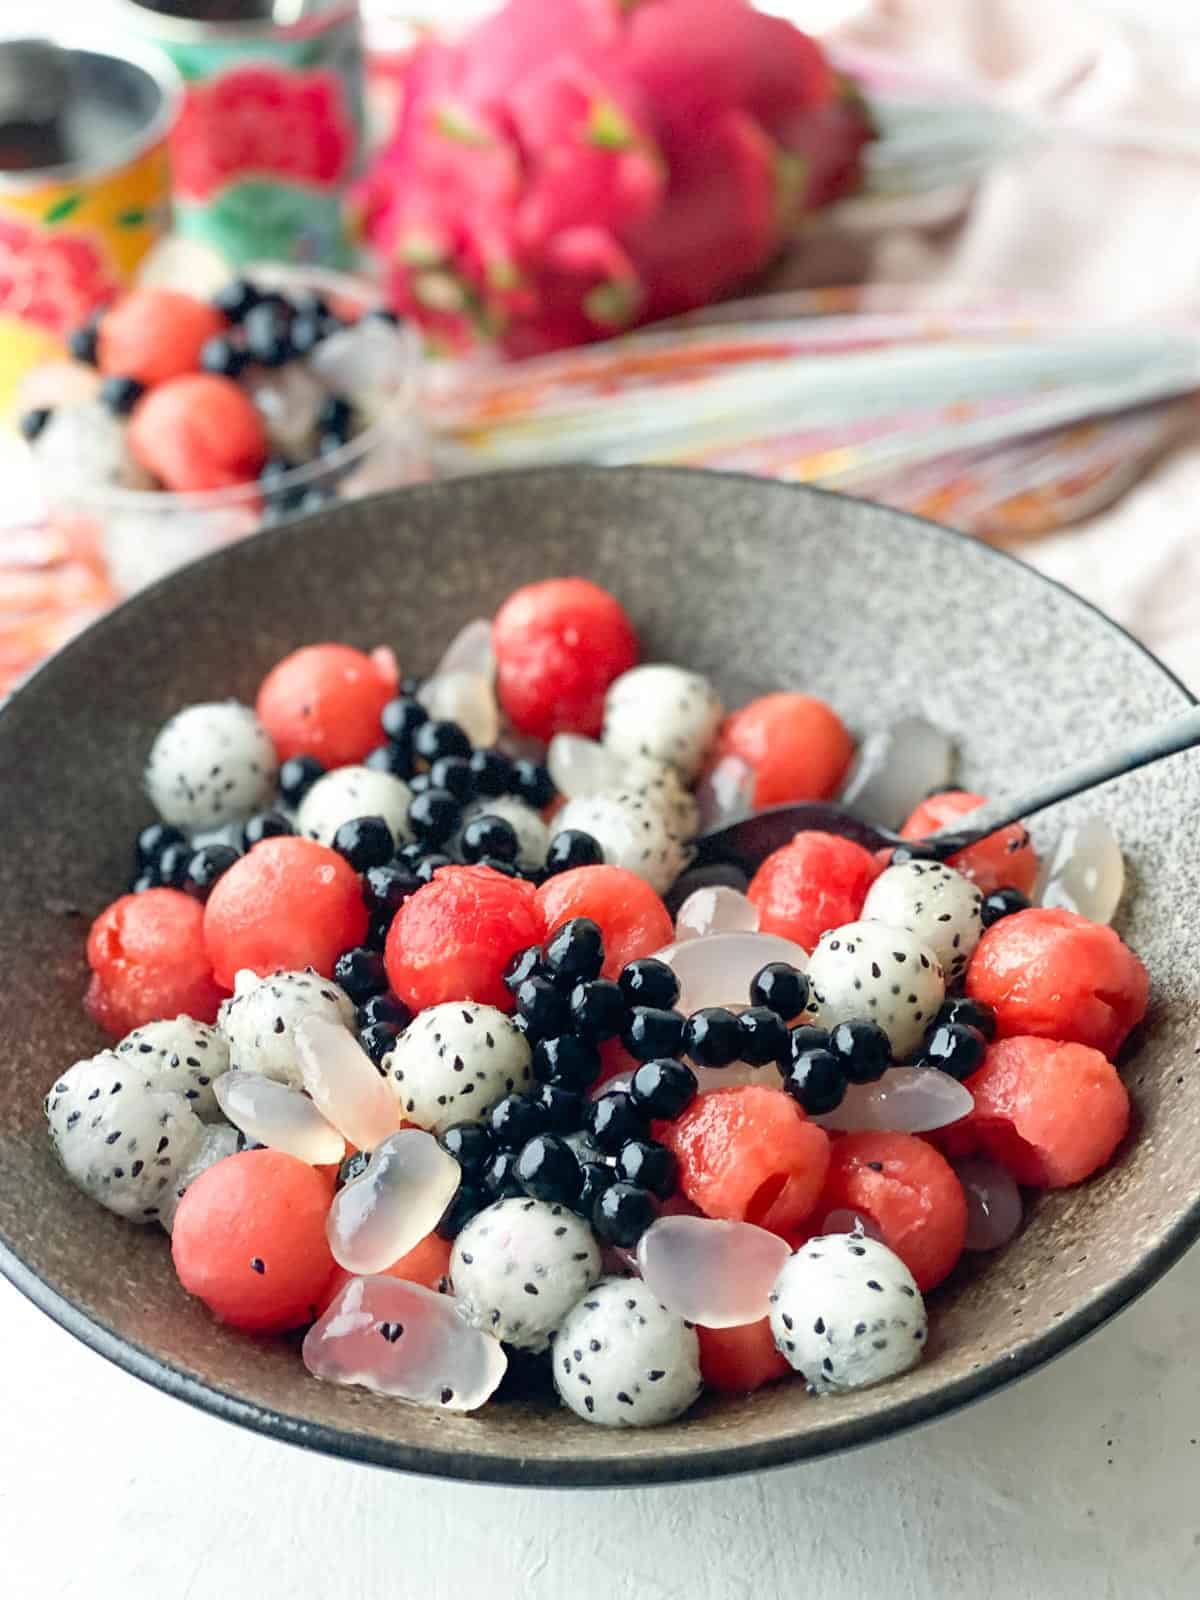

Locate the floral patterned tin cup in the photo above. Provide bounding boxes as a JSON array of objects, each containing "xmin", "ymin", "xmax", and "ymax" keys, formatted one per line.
[
  {"xmin": 116, "ymin": 0, "xmax": 365, "ymax": 268},
  {"xmin": 0, "ymin": 34, "xmax": 180, "ymax": 416}
]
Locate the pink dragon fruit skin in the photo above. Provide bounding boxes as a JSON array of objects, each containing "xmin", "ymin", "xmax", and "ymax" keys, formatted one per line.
[{"xmin": 363, "ymin": 0, "xmax": 873, "ymax": 354}]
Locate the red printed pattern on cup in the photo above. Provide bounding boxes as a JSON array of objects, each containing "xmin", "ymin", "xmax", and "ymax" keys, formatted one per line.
[
  {"xmin": 0, "ymin": 215, "xmax": 118, "ymax": 334},
  {"xmin": 171, "ymin": 64, "xmax": 355, "ymax": 201}
]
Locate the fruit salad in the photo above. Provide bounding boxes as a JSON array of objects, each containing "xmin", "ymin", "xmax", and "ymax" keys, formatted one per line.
[
  {"xmin": 20, "ymin": 276, "xmax": 413, "ymax": 501},
  {"xmin": 43, "ymin": 577, "xmax": 1149, "ymax": 1426}
]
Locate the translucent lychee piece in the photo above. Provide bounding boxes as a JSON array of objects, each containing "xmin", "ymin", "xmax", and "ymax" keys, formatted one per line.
[
  {"xmin": 695, "ymin": 754, "xmax": 756, "ymax": 832},
  {"xmin": 213, "ymin": 1070, "xmax": 345, "ymax": 1165},
  {"xmin": 1035, "ymin": 815, "xmax": 1124, "ymax": 926},
  {"xmin": 665, "ymin": 862, "xmax": 751, "ymax": 917},
  {"xmin": 302, "ymin": 1274, "xmax": 506, "ymax": 1411},
  {"xmin": 636, "ymin": 1214, "xmax": 791, "ymax": 1329},
  {"xmin": 546, "ymin": 733, "xmax": 626, "ymax": 800},
  {"xmin": 840, "ymin": 717, "xmax": 955, "ymax": 829},
  {"xmin": 308, "ymin": 319, "xmax": 415, "ymax": 418},
  {"xmin": 295, "ymin": 1015, "xmax": 400, "ymax": 1152},
  {"xmin": 811, "ymin": 1066, "xmax": 973, "ymax": 1134},
  {"xmin": 675, "ymin": 886, "xmax": 759, "ymax": 942},
  {"xmin": 955, "ymin": 1156, "xmax": 1023, "ymax": 1251},
  {"xmin": 655, "ymin": 931, "xmax": 809, "ymax": 1015},
  {"xmin": 418, "ymin": 670, "xmax": 499, "ymax": 749},
  {"xmin": 436, "ymin": 618, "xmax": 494, "ymax": 681},
  {"xmin": 326, "ymin": 1129, "xmax": 461, "ymax": 1273},
  {"xmin": 244, "ymin": 362, "xmax": 326, "ymax": 457},
  {"xmin": 820, "ymin": 1210, "xmax": 885, "ymax": 1242}
]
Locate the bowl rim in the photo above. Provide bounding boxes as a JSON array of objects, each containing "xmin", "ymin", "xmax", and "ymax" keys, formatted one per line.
[{"xmin": 2, "ymin": 463, "xmax": 1196, "ymax": 1488}]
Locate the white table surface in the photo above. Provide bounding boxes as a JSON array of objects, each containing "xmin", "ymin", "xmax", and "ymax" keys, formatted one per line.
[{"xmin": 5, "ymin": 1245, "xmax": 1200, "ymax": 1600}]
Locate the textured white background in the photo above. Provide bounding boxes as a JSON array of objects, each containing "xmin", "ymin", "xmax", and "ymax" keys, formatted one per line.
[
  {"xmin": 7, "ymin": 2, "xmax": 1200, "ymax": 1597},
  {"xmin": 5, "ymin": 1251, "xmax": 1200, "ymax": 1599}
]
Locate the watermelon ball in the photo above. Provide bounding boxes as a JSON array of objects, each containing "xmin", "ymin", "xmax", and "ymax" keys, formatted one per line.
[
  {"xmin": 747, "ymin": 831, "xmax": 880, "ymax": 952},
  {"xmin": 203, "ymin": 836, "xmax": 368, "ymax": 988},
  {"xmin": 965, "ymin": 906, "xmax": 1148, "ymax": 1058},
  {"xmin": 128, "ymin": 373, "xmax": 268, "ymax": 491},
  {"xmin": 697, "ymin": 1316, "xmax": 792, "ymax": 1395},
  {"xmin": 900, "ymin": 789, "xmax": 1039, "ymax": 897},
  {"xmin": 818, "ymin": 1130, "xmax": 967, "ymax": 1292},
  {"xmin": 256, "ymin": 643, "xmax": 399, "ymax": 768},
  {"xmin": 715, "ymin": 691, "xmax": 854, "ymax": 808},
  {"xmin": 963, "ymin": 1035, "xmax": 1131, "ymax": 1187},
  {"xmin": 659, "ymin": 1085, "xmax": 831, "ymax": 1240},
  {"xmin": 171, "ymin": 1149, "xmax": 336, "ymax": 1333},
  {"xmin": 492, "ymin": 577, "xmax": 639, "ymax": 740},
  {"xmin": 537, "ymin": 865, "xmax": 674, "ymax": 981},
  {"xmin": 85, "ymin": 888, "xmax": 226, "ymax": 1037},
  {"xmin": 98, "ymin": 288, "xmax": 226, "ymax": 387},
  {"xmin": 384, "ymin": 864, "xmax": 545, "ymax": 1013}
]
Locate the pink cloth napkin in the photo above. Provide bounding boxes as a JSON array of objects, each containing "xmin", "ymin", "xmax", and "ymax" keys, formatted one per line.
[{"xmin": 834, "ymin": 0, "xmax": 1200, "ymax": 689}]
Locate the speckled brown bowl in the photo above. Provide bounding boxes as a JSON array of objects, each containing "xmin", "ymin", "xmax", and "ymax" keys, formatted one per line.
[{"xmin": 2, "ymin": 466, "xmax": 1198, "ymax": 1486}]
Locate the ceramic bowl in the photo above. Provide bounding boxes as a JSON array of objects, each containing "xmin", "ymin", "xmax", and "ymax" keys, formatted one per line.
[{"xmin": 2, "ymin": 466, "xmax": 1197, "ymax": 1486}]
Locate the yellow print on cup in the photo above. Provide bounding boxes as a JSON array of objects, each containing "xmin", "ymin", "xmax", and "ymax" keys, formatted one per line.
[{"xmin": 0, "ymin": 142, "xmax": 171, "ymax": 417}]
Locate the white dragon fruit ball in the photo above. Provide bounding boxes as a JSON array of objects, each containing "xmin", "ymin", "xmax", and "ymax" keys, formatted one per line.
[
  {"xmin": 44, "ymin": 1053, "xmax": 206, "ymax": 1223},
  {"xmin": 451, "ymin": 1197, "xmax": 603, "ymax": 1352},
  {"xmin": 552, "ymin": 790, "xmax": 689, "ymax": 895},
  {"xmin": 158, "ymin": 1122, "xmax": 241, "ymax": 1234},
  {"xmin": 603, "ymin": 664, "xmax": 723, "ymax": 782},
  {"xmin": 113, "ymin": 1016, "xmax": 230, "ymax": 1122},
  {"xmin": 622, "ymin": 755, "xmax": 701, "ymax": 839},
  {"xmin": 768, "ymin": 1232, "xmax": 927, "ymax": 1394},
  {"xmin": 458, "ymin": 795, "xmax": 549, "ymax": 872},
  {"xmin": 803, "ymin": 920, "xmax": 945, "ymax": 1060},
  {"xmin": 296, "ymin": 765, "xmax": 413, "ymax": 848},
  {"xmin": 145, "ymin": 701, "xmax": 277, "ymax": 828},
  {"xmin": 383, "ymin": 1002, "xmax": 531, "ymax": 1133},
  {"xmin": 553, "ymin": 1276, "xmax": 702, "ymax": 1427},
  {"xmin": 217, "ymin": 968, "xmax": 356, "ymax": 1088},
  {"xmin": 862, "ymin": 861, "xmax": 984, "ymax": 983}
]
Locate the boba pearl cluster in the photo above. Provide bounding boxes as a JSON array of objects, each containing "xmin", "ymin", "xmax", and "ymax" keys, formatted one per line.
[
  {"xmin": 19, "ymin": 278, "xmax": 410, "ymax": 520},
  {"xmin": 43, "ymin": 575, "xmax": 1151, "ymax": 1426}
]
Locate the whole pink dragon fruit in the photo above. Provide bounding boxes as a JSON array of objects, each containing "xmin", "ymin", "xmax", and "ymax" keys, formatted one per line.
[{"xmin": 360, "ymin": 0, "xmax": 873, "ymax": 355}]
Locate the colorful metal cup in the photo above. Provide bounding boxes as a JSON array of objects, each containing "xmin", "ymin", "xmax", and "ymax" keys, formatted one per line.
[
  {"xmin": 118, "ymin": 0, "xmax": 365, "ymax": 269},
  {"xmin": 0, "ymin": 35, "xmax": 179, "ymax": 416}
]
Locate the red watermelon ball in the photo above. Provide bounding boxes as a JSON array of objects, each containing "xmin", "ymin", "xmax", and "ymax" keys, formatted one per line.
[
  {"xmin": 128, "ymin": 373, "xmax": 268, "ymax": 492},
  {"xmin": 384, "ymin": 865, "xmax": 544, "ymax": 1013},
  {"xmin": 492, "ymin": 577, "xmax": 639, "ymax": 741},
  {"xmin": 84, "ymin": 888, "xmax": 226, "ymax": 1037},
  {"xmin": 256, "ymin": 643, "xmax": 399, "ymax": 768},
  {"xmin": 203, "ymin": 836, "xmax": 369, "ymax": 988},
  {"xmin": 98, "ymin": 288, "xmax": 226, "ymax": 387}
]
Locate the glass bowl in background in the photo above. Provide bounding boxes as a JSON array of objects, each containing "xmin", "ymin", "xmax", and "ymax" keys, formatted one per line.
[{"xmin": 3, "ymin": 263, "xmax": 425, "ymax": 692}]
